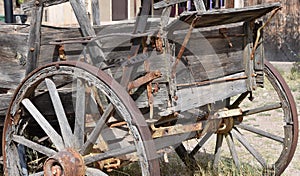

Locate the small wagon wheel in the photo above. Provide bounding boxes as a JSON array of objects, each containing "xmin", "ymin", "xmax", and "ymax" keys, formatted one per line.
[
  {"xmin": 176, "ymin": 60, "xmax": 298, "ymax": 175},
  {"xmin": 2, "ymin": 61, "xmax": 159, "ymax": 175}
]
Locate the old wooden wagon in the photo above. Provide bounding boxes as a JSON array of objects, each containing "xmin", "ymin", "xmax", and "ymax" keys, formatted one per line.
[{"xmin": 0, "ymin": 0, "xmax": 298, "ymax": 175}]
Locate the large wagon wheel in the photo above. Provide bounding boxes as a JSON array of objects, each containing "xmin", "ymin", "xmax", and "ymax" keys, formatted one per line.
[
  {"xmin": 2, "ymin": 61, "xmax": 159, "ymax": 175},
  {"xmin": 177, "ymin": 61, "xmax": 298, "ymax": 175}
]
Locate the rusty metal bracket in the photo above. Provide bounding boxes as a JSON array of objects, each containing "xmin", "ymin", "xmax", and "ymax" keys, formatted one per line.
[
  {"xmin": 152, "ymin": 108, "xmax": 243, "ymax": 138},
  {"xmin": 127, "ymin": 70, "xmax": 161, "ymax": 91},
  {"xmin": 49, "ymin": 36, "xmax": 93, "ymax": 45},
  {"xmin": 251, "ymin": 7, "xmax": 281, "ymax": 60},
  {"xmin": 219, "ymin": 28, "xmax": 233, "ymax": 48},
  {"xmin": 171, "ymin": 17, "xmax": 199, "ymax": 79},
  {"xmin": 152, "ymin": 122, "xmax": 203, "ymax": 138}
]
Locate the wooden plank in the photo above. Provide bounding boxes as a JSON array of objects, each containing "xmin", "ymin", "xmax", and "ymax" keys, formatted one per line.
[
  {"xmin": 243, "ymin": 21, "xmax": 256, "ymax": 91},
  {"xmin": 69, "ymin": 0, "xmax": 105, "ymax": 65},
  {"xmin": 167, "ymin": 3, "xmax": 281, "ymax": 30},
  {"xmin": 91, "ymin": 0, "xmax": 100, "ymax": 25},
  {"xmin": 160, "ymin": 73, "xmax": 248, "ymax": 114},
  {"xmin": 26, "ymin": 4, "xmax": 43, "ymax": 75},
  {"xmin": 21, "ymin": 0, "xmax": 69, "ymax": 12},
  {"xmin": 194, "ymin": 0, "xmax": 206, "ymax": 11},
  {"xmin": 0, "ymin": 25, "xmax": 245, "ymax": 91}
]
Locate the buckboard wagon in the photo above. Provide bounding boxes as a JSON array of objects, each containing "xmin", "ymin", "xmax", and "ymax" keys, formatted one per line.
[{"xmin": 0, "ymin": 0, "xmax": 298, "ymax": 175}]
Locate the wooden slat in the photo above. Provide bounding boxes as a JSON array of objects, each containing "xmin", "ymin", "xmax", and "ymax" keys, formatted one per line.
[
  {"xmin": 161, "ymin": 73, "xmax": 248, "ymax": 114},
  {"xmin": 69, "ymin": 0, "xmax": 105, "ymax": 65},
  {"xmin": 26, "ymin": 4, "xmax": 43, "ymax": 75},
  {"xmin": 21, "ymin": 0, "xmax": 69, "ymax": 12},
  {"xmin": 193, "ymin": 0, "xmax": 206, "ymax": 11},
  {"xmin": 91, "ymin": 0, "xmax": 100, "ymax": 25},
  {"xmin": 167, "ymin": 3, "xmax": 281, "ymax": 30}
]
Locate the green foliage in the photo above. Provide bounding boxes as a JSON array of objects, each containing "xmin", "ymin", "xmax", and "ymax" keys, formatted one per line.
[{"xmin": 288, "ymin": 62, "xmax": 300, "ymax": 81}]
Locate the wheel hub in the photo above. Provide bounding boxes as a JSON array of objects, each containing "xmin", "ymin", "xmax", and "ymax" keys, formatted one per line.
[
  {"xmin": 43, "ymin": 148, "xmax": 85, "ymax": 176},
  {"xmin": 217, "ymin": 117, "xmax": 234, "ymax": 134}
]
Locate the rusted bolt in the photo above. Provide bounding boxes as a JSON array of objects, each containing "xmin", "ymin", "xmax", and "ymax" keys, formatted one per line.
[
  {"xmin": 44, "ymin": 148, "xmax": 85, "ymax": 176},
  {"xmin": 257, "ymin": 61, "xmax": 260, "ymax": 65},
  {"xmin": 252, "ymin": 86, "xmax": 256, "ymax": 90},
  {"xmin": 173, "ymin": 95, "xmax": 178, "ymax": 101},
  {"xmin": 55, "ymin": 64, "xmax": 60, "ymax": 70},
  {"xmin": 174, "ymin": 112, "xmax": 179, "ymax": 117},
  {"xmin": 154, "ymin": 70, "xmax": 161, "ymax": 77},
  {"xmin": 30, "ymin": 47, "xmax": 35, "ymax": 52}
]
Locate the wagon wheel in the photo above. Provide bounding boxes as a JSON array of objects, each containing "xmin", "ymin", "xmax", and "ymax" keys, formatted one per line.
[
  {"xmin": 2, "ymin": 61, "xmax": 159, "ymax": 175},
  {"xmin": 176, "ymin": 60, "xmax": 298, "ymax": 175}
]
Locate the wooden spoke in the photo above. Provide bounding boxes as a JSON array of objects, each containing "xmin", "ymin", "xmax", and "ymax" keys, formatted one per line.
[
  {"xmin": 229, "ymin": 91, "xmax": 249, "ymax": 108},
  {"xmin": 80, "ymin": 104, "xmax": 113, "ymax": 155},
  {"xmin": 213, "ymin": 134, "xmax": 223, "ymax": 168},
  {"xmin": 22, "ymin": 98, "xmax": 64, "ymax": 150},
  {"xmin": 232, "ymin": 128, "xmax": 267, "ymax": 167},
  {"xmin": 84, "ymin": 145, "xmax": 136, "ymax": 165},
  {"xmin": 74, "ymin": 79, "xmax": 86, "ymax": 149},
  {"xmin": 34, "ymin": 81, "xmax": 73, "ymax": 99},
  {"xmin": 29, "ymin": 172, "xmax": 44, "ymax": 176},
  {"xmin": 12, "ymin": 135, "xmax": 56, "ymax": 157},
  {"xmin": 45, "ymin": 78, "xmax": 74, "ymax": 148},
  {"xmin": 237, "ymin": 123, "xmax": 284, "ymax": 143},
  {"xmin": 190, "ymin": 132, "xmax": 213, "ymax": 156},
  {"xmin": 225, "ymin": 133, "xmax": 240, "ymax": 169},
  {"xmin": 242, "ymin": 103, "xmax": 282, "ymax": 116},
  {"xmin": 86, "ymin": 167, "xmax": 108, "ymax": 176}
]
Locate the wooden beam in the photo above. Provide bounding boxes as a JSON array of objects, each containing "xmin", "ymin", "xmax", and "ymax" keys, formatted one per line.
[
  {"xmin": 26, "ymin": 2, "xmax": 43, "ymax": 75},
  {"xmin": 91, "ymin": 0, "xmax": 100, "ymax": 25},
  {"xmin": 69, "ymin": 0, "xmax": 105, "ymax": 65},
  {"xmin": 21, "ymin": 0, "xmax": 69, "ymax": 12}
]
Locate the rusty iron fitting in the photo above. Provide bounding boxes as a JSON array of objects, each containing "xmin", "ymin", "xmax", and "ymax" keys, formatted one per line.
[{"xmin": 43, "ymin": 148, "xmax": 85, "ymax": 176}]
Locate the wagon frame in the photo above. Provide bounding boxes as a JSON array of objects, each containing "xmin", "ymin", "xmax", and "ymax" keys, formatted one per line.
[{"xmin": 1, "ymin": 0, "xmax": 298, "ymax": 175}]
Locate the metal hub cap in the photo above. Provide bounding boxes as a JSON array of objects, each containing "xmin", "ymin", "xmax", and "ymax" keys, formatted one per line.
[{"xmin": 43, "ymin": 148, "xmax": 85, "ymax": 176}]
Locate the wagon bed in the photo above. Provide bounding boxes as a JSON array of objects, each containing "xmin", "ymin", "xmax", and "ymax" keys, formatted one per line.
[{"xmin": 0, "ymin": 1, "xmax": 298, "ymax": 176}]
